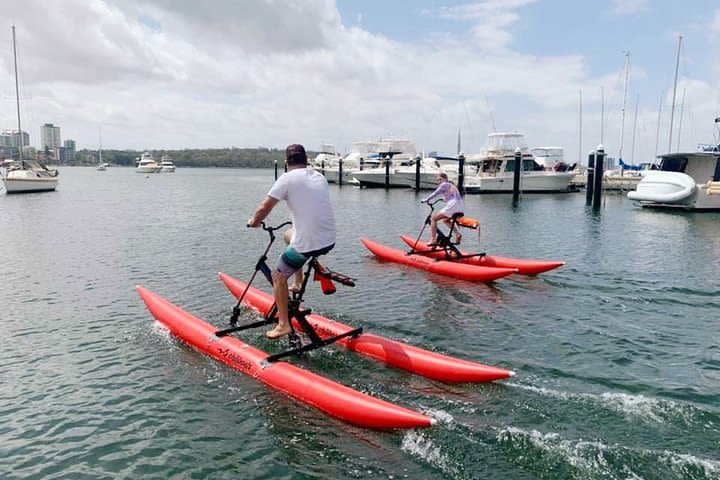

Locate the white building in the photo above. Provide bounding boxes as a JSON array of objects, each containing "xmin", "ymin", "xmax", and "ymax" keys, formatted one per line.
[{"xmin": 41, "ymin": 123, "xmax": 61, "ymax": 150}]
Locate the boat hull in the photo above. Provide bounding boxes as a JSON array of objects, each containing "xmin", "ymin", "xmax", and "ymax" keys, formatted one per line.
[
  {"xmin": 135, "ymin": 166, "xmax": 162, "ymax": 173},
  {"xmin": 360, "ymin": 238, "xmax": 517, "ymax": 282},
  {"xmin": 3, "ymin": 170, "xmax": 59, "ymax": 193},
  {"xmin": 399, "ymin": 235, "xmax": 565, "ymax": 275},
  {"xmin": 352, "ymin": 170, "xmax": 408, "ymax": 188},
  {"xmin": 220, "ymin": 272, "xmax": 514, "ymax": 383},
  {"xmin": 626, "ymin": 171, "xmax": 707, "ymax": 208},
  {"xmin": 316, "ymin": 167, "xmax": 356, "ymax": 184},
  {"xmin": 137, "ymin": 285, "xmax": 434, "ymax": 429},
  {"xmin": 464, "ymin": 171, "xmax": 576, "ymax": 193}
]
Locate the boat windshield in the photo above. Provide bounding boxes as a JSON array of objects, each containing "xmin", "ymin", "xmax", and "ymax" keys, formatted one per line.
[
  {"xmin": 659, "ymin": 157, "xmax": 688, "ymax": 173},
  {"xmin": 505, "ymin": 158, "xmax": 544, "ymax": 172}
]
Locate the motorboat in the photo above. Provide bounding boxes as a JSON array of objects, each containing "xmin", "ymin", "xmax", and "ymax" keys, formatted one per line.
[
  {"xmin": 159, "ymin": 155, "xmax": 176, "ymax": 172},
  {"xmin": 531, "ymin": 146, "xmax": 574, "ymax": 171},
  {"xmin": 393, "ymin": 156, "xmax": 459, "ymax": 189},
  {"xmin": 1, "ymin": 27, "xmax": 59, "ymax": 194},
  {"xmin": 311, "ymin": 144, "xmax": 344, "ymax": 183},
  {"xmin": 464, "ymin": 133, "xmax": 576, "ymax": 193},
  {"xmin": 627, "ymin": 145, "xmax": 720, "ymax": 210},
  {"xmin": 135, "ymin": 152, "xmax": 162, "ymax": 173},
  {"xmin": 602, "ymin": 160, "xmax": 658, "ymax": 191},
  {"xmin": 351, "ymin": 139, "xmax": 418, "ymax": 188}
]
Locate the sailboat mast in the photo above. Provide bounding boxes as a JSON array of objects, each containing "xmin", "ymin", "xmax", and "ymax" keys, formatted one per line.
[
  {"xmin": 676, "ymin": 87, "xmax": 686, "ymax": 152},
  {"xmin": 631, "ymin": 94, "xmax": 639, "ymax": 164},
  {"xmin": 601, "ymin": 86, "xmax": 605, "ymax": 145},
  {"xmin": 12, "ymin": 26, "xmax": 23, "ymax": 162},
  {"xmin": 654, "ymin": 92, "xmax": 663, "ymax": 158},
  {"xmin": 579, "ymin": 90, "xmax": 583, "ymax": 165},
  {"xmin": 667, "ymin": 35, "xmax": 682, "ymax": 153},
  {"xmin": 619, "ymin": 52, "xmax": 630, "ymax": 162},
  {"xmin": 99, "ymin": 128, "xmax": 103, "ymax": 163}
]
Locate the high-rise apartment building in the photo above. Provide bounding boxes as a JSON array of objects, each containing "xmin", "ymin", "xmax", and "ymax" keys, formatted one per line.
[
  {"xmin": 41, "ymin": 123, "xmax": 61, "ymax": 149},
  {"xmin": 1, "ymin": 129, "xmax": 30, "ymax": 148}
]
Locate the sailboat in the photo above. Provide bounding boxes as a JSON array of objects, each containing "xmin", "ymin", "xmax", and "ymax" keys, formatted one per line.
[
  {"xmin": 2, "ymin": 26, "xmax": 59, "ymax": 194},
  {"xmin": 96, "ymin": 129, "xmax": 107, "ymax": 171}
]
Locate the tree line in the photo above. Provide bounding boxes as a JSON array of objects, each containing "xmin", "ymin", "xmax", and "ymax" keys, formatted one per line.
[{"xmin": 72, "ymin": 147, "xmax": 314, "ymax": 168}]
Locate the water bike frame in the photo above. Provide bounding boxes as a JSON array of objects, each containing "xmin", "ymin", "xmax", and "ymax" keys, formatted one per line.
[
  {"xmin": 215, "ymin": 221, "xmax": 361, "ymax": 362},
  {"xmin": 407, "ymin": 200, "xmax": 486, "ymax": 262}
]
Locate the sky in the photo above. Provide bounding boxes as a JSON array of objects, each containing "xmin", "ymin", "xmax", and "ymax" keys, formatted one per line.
[{"xmin": 1, "ymin": 0, "xmax": 719, "ymax": 164}]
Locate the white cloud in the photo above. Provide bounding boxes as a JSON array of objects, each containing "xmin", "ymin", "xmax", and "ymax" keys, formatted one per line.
[
  {"xmin": 609, "ymin": 0, "xmax": 648, "ymax": 16},
  {"xmin": 430, "ymin": 0, "xmax": 537, "ymax": 49},
  {"xmin": 711, "ymin": 10, "xmax": 720, "ymax": 34},
  {"xmin": 0, "ymin": 0, "xmax": 715, "ymax": 164}
]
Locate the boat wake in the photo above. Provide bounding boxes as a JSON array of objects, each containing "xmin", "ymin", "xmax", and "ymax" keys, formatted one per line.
[
  {"xmin": 494, "ymin": 426, "xmax": 719, "ymax": 479},
  {"xmin": 507, "ymin": 381, "xmax": 699, "ymax": 425},
  {"xmin": 401, "ymin": 430, "xmax": 461, "ymax": 477}
]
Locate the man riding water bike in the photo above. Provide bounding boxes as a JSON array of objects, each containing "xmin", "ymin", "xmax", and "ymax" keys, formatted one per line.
[{"xmin": 248, "ymin": 144, "xmax": 336, "ymax": 339}]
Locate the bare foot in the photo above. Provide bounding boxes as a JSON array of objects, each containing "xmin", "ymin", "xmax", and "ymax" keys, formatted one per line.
[
  {"xmin": 289, "ymin": 283, "xmax": 303, "ymax": 293},
  {"xmin": 429, "ymin": 237, "xmax": 437, "ymax": 245},
  {"xmin": 266, "ymin": 325, "xmax": 292, "ymax": 339}
]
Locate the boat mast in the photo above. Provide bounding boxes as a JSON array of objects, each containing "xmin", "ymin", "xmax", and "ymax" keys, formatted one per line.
[
  {"xmin": 630, "ymin": 94, "xmax": 639, "ymax": 164},
  {"xmin": 12, "ymin": 26, "xmax": 23, "ymax": 162},
  {"xmin": 654, "ymin": 92, "xmax": 663, "ymax": 158},
  {"xmin": 667, "ymin": 35, "xmax": 682, "ymax": 153},
  {"xmin": 601, "ymin": 86, "xmax": 604, "ymax": 145},
  {"xmin": 99, "ymin": 128, "xmax": 103, "ymax": 163},
  {"xmin": 579, "ymin": 90, "xmax": 583, "ymax": 165},
  {"xmin": 676, "ymin": 87, "xmax": 686, "ymax": 152},
  {"xmin": 619, "ymin": 52, "xmax": 630, "ymax": 162}
]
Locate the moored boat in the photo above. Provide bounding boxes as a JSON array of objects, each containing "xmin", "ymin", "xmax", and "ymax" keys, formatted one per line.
[
  {"xmin": 627, "ymin": 146, "xmax": 720, "ymax": 210},
  {"xmin": 220, "ymin": 272, "xmax": 514, "ymax": 383},
  {"xmin": 137, "ymin": 285, "xmax": 435, "ymax": 429},
  {"xmin": 465, "ymin": 133, "xmax": 576, "ymax": 193},
  {"xmin": 360, "ymin": 238, "xmax": 517, "ymax": 282},
  {"xmin": 1, "ymin": 27, "xmax": 59, "ymax": 194},
  {"xmin": 159, "ymin": 155, "xmax": 175, "ymax": 172},
  {"xmin": 135, "ymin": 152, "xmax": 162, "ymax": 173}
]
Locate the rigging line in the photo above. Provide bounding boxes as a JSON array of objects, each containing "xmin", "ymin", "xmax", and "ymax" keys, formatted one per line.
[
  {"xmin": 463, "ymin": 102, "xmax": 474, "ymax": 153},
  {"xmin": 654, "ymin": 91, "xmax": 663, "ymax": 158},
  {"xmin": 485, "ymin": 96, "xmax": 496, "ymax": 133},
  {"xmin": 676, "ymin": 87, "xmax": 686, "ymax": 152}
]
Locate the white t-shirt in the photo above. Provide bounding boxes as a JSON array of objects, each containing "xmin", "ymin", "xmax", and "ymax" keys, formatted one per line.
[{"xmin": 267, "ymin": 167, "xmax": 336, "ymax": 253}]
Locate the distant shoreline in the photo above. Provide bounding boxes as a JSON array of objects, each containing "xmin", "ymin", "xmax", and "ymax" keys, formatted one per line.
[{"xmin": 63, "ymin": 147, "xmax": 319, "ymax": 168}]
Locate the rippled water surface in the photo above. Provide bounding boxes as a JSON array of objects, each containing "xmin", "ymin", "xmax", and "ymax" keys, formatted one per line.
[{"xmin": 1, "ymin": 167, "xmax": 718, "ymax": 479}]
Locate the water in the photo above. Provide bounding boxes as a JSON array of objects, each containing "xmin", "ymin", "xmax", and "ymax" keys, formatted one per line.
[{"xmin": 1, "ymin": 167, "xmax": 718, "ymax": 479}]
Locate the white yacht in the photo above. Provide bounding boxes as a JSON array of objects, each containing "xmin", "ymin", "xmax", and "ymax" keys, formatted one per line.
[
  {"xmin": 159, "ymin": 155, "xmax": 176, "ymax": 172},
  {"xmin": 393, "ymin": 156, "xmax": 459, "ymax": 189},
  {"xmin": 531, "ymin": 146, "xmax": 569, "ymax": 171},
  {"xmin": 351, "ymin": 139, "xmax": 418, "ymax": 188},
  {"xmin": 627, "ymin": 145, "xmax": 720, "ymax": 210},
  {"xmin": 312, "ymin": 144, "xmax": 343, "ymax": 182},
  {"xmin": 135, "ymin": 152, "xmax": 162, "ymax": 173},
  {"xmin": 464, "ymin": 133, "xmax": 575, "ymax": 193}
]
